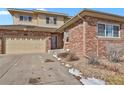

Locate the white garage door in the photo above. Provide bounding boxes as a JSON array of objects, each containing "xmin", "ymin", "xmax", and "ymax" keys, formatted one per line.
[{"xmin": 5, "ymin": 37, "xmax": 46, "ymax": 54}]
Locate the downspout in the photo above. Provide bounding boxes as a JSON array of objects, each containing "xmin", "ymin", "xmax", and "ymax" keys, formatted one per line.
[
  {"xmin": 77, "ymin": 14, "xmax": 87, "ymax": 57},
  {"xmin": 96, "ymin": 36, "xmax": 99, "ymax": 57},
  {"xmin": 77, "ymin": 14, "xmax": 99, "ymax": 58}
]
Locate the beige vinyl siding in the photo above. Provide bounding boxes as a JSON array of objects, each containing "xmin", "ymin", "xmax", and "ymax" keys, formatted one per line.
[
  {"xmin": 13, "ymin": 13, "xmax": 37, "ymax": 26},
  {"xmin": 37, "ymin": 14, "xmax": 65, "ymax": 28},
  {"xmin": 13, "ymin": 13, "xmax": 65, "ymax": 28}
]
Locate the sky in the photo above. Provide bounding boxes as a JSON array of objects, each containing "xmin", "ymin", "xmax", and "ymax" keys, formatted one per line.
[{"xmin": 0, "ymin": 8, "xmax": 124, "ymax": 25}]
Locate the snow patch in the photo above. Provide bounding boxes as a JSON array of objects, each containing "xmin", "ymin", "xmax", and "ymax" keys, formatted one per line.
[
  {"xmin": 53, "ymin": 52, "xmax": 62, "ymax": 61},
  {"xmin": 80, "ymin": 77, "xmax": 105, "ymax": 85},
  {"xmin": 57, "ymin": 58, "xmax": 61, "ymax": 61},
  {"xmin": 69, "ymin": 68, "xmax": 82, "ymax": 77},
  {"xmin": 65, "ymin": 64, "xmax": 72, "ymax": 68},
  {"xmin": 69, "ymin": 68, "xmax": 106, "ymax": 85},
  {"xmin": 53, "ymin": 52, "xmax": 58, "ymax": 58}
]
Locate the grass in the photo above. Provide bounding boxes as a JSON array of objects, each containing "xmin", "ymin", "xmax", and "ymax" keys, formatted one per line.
[
  {"xmin": 61, "ymin": 56, "xmax": 124, "ymax": 85},
  {"xmin": 105, "ymin": 75, "xmax": 124, "ymax": 85}
]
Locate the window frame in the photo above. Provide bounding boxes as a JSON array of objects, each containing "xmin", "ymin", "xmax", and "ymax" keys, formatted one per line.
[
  {"xmin": 19, "ymin": 15, "xmax": 32, "ymax": 22},
  {"xmin": 46, "ymin": 16, "xmax": 50, "ymax": 24},
  {"xmin": 97, "ymin": 22, "xmax": 120, "ymax": 38},
  {"xmin": 19, "ymin": 16, "xmax": 23, "ymax": 21},
  {"xmin": 46, "ymin": 16, "xmax": 57, "ymax": 25},
  {"xmin": 53, "ymin": 17, "xmax": 57, "ymax": 24},
  {"xmin": 28, "ymin": 16, "xmax": 32, "ymax": 22}
]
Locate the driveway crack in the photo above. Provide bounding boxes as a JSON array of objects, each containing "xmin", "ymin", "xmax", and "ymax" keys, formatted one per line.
[{"xmin": 0, "ymin": 56, "xmax": 23, "ymax": 80}]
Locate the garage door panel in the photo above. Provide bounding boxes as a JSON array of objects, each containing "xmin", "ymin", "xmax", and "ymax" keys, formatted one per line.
[{"xmin": 5, "ymin": 38, "xmax": 46, "ymax": 54}]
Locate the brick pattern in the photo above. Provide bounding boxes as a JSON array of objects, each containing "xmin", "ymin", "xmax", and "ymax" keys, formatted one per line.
[
  {"xmin": 85, "ymin": 17, "xmax": 124, "ymax": 57},
  {"xmin": 64, "ymin": 23, "xmax": 84, "ymax": 57},
  {"xmin": 64, "ymin": 16, "xmax": 124, "ymax": 58},
  {"xmin": 85, "ymin": 24, "xmax": 98, "ymax": 56},
  {"xmin": 0, "ymin": 38, "xmax": 2, "ymax": 54}
]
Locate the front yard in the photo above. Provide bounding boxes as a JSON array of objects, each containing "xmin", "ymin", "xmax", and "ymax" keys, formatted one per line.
[{"xmin": 57, "ymin": 52, "xmax": 124, "ymax": 85}]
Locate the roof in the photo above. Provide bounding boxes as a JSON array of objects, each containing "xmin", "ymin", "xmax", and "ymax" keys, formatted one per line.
[
  {"xmin": 56, "ymin": 9, "xmax": 124, "ymax": 32},
  {"xmin": 0, "ymin": 25, "xmax": 57, "ymax": 32},
  {"xmin": 8, "ymin": 8, "xmax": 69, "ymax": 17}
]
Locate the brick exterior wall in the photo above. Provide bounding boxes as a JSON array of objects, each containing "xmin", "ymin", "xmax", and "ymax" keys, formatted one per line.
[
  {"xmin": 64, "ymin": 21, "xmax": 84, "ymax": 57},
  {"xmin": 64, "ymin": 16, "xmax": 124, "ymax": 58},
  {"xmin": 85, "ymin": 16, "xmax": 124, "ymax": 57},
  {"xmin": 0, "ymin": 30, "xmax": 63, "ymax": 54},
  {"xmin": 0, "ymin": 38, "xmax": 2, "ymax": 54}
]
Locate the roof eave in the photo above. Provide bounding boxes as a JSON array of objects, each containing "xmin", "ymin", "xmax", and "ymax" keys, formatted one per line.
[{"xmin": 56, "ymin": 10, "xmax": 124, "ymax": 32}]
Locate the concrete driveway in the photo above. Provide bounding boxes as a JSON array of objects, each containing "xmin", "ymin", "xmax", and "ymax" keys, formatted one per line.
[{"xmin": 0, "ymin": 53, "xmax": 81, "ymax": 85}]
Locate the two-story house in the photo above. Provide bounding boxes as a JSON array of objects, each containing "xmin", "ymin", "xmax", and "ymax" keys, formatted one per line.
[{"xmin": 0, "ymin": 9, "xmax": 71, "ymax": 54}]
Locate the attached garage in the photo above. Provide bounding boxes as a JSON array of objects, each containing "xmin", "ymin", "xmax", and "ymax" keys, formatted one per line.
[
  {"xmin": 0, "ymin": 25, "xmax": 64, "ymax": 54},
  {"xmin": 0, "ymin": 25, "xmax": 56, "ymax": 54},
  {"xmin": 5, "ymin": 37, "xmax": 47, "ymax": 54}
]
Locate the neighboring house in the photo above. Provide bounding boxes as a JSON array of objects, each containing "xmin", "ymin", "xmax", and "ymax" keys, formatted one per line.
[
  {"xmin": 57, "ymin": 9, "xmax": 124, "ymax": 57},
  {"xmin": 0, "ymin": 9, "xmax": 70, "ymax": 54}
]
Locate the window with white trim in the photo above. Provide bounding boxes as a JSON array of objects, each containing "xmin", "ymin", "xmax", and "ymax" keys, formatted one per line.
[
  {"xmin": 19, "ymin": 16, "xmax": 32, "ymax": 22},
  {"xmin": 46, "ymin": 16, "xmax": 57, "ymax": 24},
  {"xmin": 97, "ymin": 23, "xmax": 120, "ymax": 38}
]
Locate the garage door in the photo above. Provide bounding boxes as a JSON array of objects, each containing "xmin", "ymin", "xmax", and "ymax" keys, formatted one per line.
[{"xmin": 5, "ymin": 37, "xmax": 46, "ymax": 54}]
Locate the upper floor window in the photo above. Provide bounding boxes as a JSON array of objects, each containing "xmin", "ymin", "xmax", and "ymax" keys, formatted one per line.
[
  {"xmin": 46, "ymin": 17, "xmax": 50, "ymax": 24},
  {"xmin": 19, "ymin": 16, "xmax": 32, "ymax": 22},
  {"xmin": 28, "ymin": 16, "xmax": 32, "ymax": 22},
  {"xmin": 97, "ymin": 23, "xmax": 120, "ymax": 38},
  {"xmin": 46, "ymin": 16, "xmax": 57, "ymax": 24}
]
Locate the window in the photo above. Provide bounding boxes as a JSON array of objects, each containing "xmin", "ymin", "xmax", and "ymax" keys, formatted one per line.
[
  {"xmin": 19, "ymin": 16, "xmax": 32, "ymax": 22},
  {"xmin": 24, "ymin": 16, "xmax": 28, "ymax": 21},
  {"xmin": 28, "ymin": 16, "xmax": 32, "ymax": 21},
  {"xmin": 106, "ymin": 25, "xmax": 113, "ymax": 37},
  {"xmin": 46, "ymin": 16, "xmax": 57, "ymax": 24},
  {"xmin": 97, "ymin": 23, "xmax": 120, "ymax": 38},
  {"xmin": 53, "ymin": 17, "xmax": 57, "ymax": 24},
  {"xmin": 20, "ymin": 16, "xmax": 23, "ymax": 21},
  {"xmin": 46, "ymin": 17, "xmax": 50, "ymax": 24},
  {"xmin": 97, "ymin": 24, "xmax": 105, "ymax": 36},
  {"xmin": 113, "ymin": 26, "xmax": 119, "ymax": 37},
  {"xmin": 64, "ymin": 31, "xmax": 69, "ymax": 42}
]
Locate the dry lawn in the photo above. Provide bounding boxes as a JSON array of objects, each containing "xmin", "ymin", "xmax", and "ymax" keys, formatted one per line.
[{"xmin": 60, "ymin": 57, "xmax": 124, "ymax": 85}]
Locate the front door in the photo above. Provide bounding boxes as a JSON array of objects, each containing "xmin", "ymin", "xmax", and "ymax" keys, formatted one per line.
[{"xmin": 51, "ymin": 35, "xmax": 57, "ymax": 49}]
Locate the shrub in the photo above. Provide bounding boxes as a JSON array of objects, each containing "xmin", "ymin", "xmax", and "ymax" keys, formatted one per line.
[
  {"xmin": 88, "ymin": 53, "xmax": 100, "ymax": 65},
  {"xmin": 45, "ymin": 59, "xmax": 54, "ymax": 62},
  {"xmin": 100, "ymin": 62, "xmax": 120, "ymax": 72},
  {"xmin": 66, "ymin": 52, "xmax": 79, "ymax": 61},
  {"xmin": 106, "ymin": 44, "xmax": 124, "ymax": 63},
  {"xmin": 57, "ymin": 52, "xmax": 69, "ymax": 58},
  {"xmin": 29, "ymin": 77, "xmax": 41, "ymax": 84}
]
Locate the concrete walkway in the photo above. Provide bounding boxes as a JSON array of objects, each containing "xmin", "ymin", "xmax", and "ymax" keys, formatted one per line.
[{"xmin": 0, "ymin": 53, "xmax": 81, "ymax": 85}]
